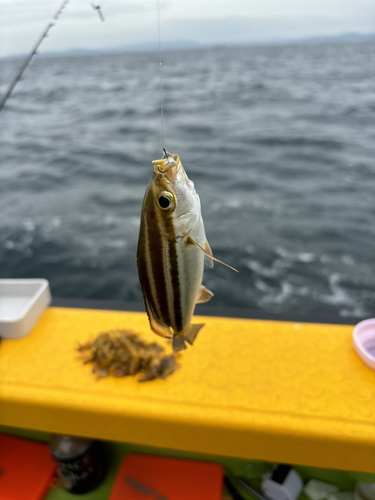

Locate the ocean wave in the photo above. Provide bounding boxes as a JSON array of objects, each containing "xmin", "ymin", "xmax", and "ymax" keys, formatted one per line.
[{"xmin": 0, "ymin": 43, "xmax": 374, "ymax": 316}]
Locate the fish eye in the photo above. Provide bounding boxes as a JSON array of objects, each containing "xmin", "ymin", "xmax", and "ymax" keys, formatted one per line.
[{"xmin": 158, "ymin": 192, "xmax": 175, "ymax": 210}]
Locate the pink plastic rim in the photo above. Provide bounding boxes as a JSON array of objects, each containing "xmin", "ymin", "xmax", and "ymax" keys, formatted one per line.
[{"xmin": 352, "ymin": 318, "xmax": 375, "ymax": 370}]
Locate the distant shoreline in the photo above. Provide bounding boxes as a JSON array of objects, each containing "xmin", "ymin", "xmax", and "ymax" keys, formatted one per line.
[{"xmin": 1, "ymin": 32, "xmax": 374, "ymax": 61}]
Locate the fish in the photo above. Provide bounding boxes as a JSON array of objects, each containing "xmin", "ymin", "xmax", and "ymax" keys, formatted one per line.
[{"xmin": 137, "ymin": 150, "xmax": 237, "ymax": 352}]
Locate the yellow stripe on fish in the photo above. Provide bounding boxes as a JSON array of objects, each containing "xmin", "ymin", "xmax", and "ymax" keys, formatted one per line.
[{"xmin": 137, "ymin": 151, "xmax": 236, "ymax": 352}]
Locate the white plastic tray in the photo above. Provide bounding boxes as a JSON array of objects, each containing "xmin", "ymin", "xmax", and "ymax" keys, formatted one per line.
[
  {"xmin": 353, "ymin": 318, "xmax": 375, "ymax": 370},
  {"xmin": 0, "ymin": 279, "xmax": 51, "ymax": 339}
]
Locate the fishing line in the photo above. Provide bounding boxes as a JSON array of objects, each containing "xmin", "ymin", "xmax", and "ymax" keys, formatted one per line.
[{"xmin": 156, "ymin": 0, "xmax": 165, "ymax": 149}]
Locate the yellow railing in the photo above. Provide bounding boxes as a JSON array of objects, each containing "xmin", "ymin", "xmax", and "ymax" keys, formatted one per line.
[{"xmin": 0, "ymin": 307, "xmax": 374, "ymax": 473}]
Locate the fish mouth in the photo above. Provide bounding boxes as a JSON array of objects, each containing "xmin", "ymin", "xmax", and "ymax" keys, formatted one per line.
[{"xmin": 152, "ymin": 150, "xmax": 180, "ymax": 184}]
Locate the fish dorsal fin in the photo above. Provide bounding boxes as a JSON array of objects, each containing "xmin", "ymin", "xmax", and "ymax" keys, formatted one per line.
[
  {"xmin": 204, "ymin": 238, "xmax": 214, "ymax": 268},
  {"xmin": 196, "ymin": 285, "xmax": 214, "ymax": 304},
  {"xmin": 143, "ymin": 293, "xmax": 172, "ymax": 339},
  {"xmin": 149, "ymin": 312, "xmax": 173, "ymax": 339},
  {"xmin": 187, "ymin": 237, "xmax": 239, "ymax": 272}
]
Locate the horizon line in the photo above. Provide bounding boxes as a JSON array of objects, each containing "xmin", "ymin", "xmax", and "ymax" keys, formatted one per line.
[{"xmin": 1, "ymin": 31, "xmax": 374, "ymax": 61}]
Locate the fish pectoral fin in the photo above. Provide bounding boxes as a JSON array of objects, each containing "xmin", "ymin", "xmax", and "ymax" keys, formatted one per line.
[
  {"xmin": 196, "ymin": 285, "xmax": 214, "ymax": 304},
  {"xmin": 204, "ymin": 238, "xmax": 214, "ymax": 268},
  {"xmin": 143, "ymin": 295, "xmax": 172, "ymax": 339},
  {"xmin": 187, "ymin": 237, "xmax": 239, "ymax": 272}
]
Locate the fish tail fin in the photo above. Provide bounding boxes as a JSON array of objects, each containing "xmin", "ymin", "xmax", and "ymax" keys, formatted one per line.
[
  {"xmin": 173, "ymin": 336, "xmax": 187, "ymax": 352},
  {"xmin": 172, "ymin": 324, "xmax": 205, "ymax": 352},
  {"xmin": 184, "ymin": 323, "xmax": 205, "ymax": 345}
]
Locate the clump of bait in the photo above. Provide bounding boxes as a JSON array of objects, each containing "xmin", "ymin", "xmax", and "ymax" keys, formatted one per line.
[{"xmin": 77, "ymin": 329, "xmax": 179, "ymax": 382}]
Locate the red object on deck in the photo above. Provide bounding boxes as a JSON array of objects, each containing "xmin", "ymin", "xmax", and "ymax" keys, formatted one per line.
[
  {"xmin": 0, "ymin": 433, "xmax": 56, "ymax": 500},
  {"xmin": 109, "ymin": 453, "xmax": 224, "ymax": 500}
]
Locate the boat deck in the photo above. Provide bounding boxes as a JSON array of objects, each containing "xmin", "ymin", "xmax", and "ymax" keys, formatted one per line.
[{"xmin": 0, "ymin": 306, "xmax": 374, "ymax": 473}]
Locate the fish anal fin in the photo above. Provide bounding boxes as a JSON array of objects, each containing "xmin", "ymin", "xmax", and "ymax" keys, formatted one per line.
[
  {"xmin": 204, "ymin": 238, "xmax": 214, "ymax": 268},
  {"xmin": 187, "ymin": 237, "xmax": 239, "ymax": 273},
  {"xmin": 196, "ymin": 285, "xmax": 214, "ymax": 304}
]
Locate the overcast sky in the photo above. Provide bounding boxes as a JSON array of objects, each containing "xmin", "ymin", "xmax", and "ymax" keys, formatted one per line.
[{"xmin": 0, "ymin": 0, "xmax": 374, "ymax": 57}]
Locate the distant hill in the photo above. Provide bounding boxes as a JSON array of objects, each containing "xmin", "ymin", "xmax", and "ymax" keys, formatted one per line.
[
  {"xmin": 1, "ymin": 32, "xmax": 374, "ymax": 60},
  {"xmin": 292, "ymin": 32, "xmax": 375, "ymax": 45},
  {"xmin": 42, "ymin": 32, "xmax": 375, "ymax": 58}
]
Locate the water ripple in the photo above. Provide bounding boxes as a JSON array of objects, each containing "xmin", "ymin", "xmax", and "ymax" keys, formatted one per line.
[{"xmin": 0, "ymin": 42, "xmax": 374, "ymax": 316}]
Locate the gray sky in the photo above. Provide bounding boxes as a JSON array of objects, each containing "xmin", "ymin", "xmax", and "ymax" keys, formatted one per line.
[{"xmin": 0, "ymin": 0, "xmax": 374, "ymax": 57}]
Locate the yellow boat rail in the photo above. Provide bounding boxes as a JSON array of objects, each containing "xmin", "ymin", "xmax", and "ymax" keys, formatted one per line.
[{"xmin": 0, "ymin": 305, "xmax": 374, "ymax": 474}]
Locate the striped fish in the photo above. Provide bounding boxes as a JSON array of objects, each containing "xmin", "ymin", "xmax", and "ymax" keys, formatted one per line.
[{"xmin": 137, "ymin": 151, "xmax": 217, "ymax": 352}]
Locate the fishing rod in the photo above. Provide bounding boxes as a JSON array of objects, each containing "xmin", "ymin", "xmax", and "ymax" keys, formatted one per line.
[
  {"xmin": 91, "ymin": 3, "xmax": 105, "ymax": 22},
  {"xmin": 0, "ymin": 0, "xmax": 69, "ymax": 113}
]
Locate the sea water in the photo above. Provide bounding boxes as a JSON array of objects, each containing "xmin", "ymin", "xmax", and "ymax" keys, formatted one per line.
[{"xmin": 0, "ymin": 42, "xmax": 374, "ymax": 318}]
